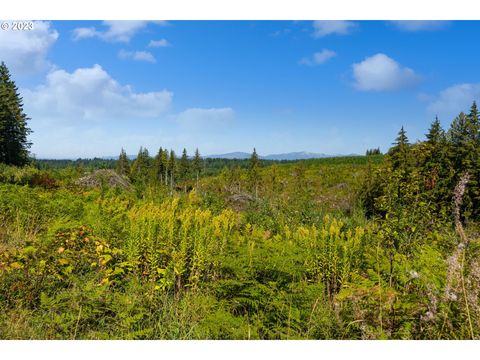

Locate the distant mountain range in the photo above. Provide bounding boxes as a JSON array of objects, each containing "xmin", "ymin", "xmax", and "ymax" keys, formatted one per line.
[
  {"xmin": 101, "ymin": 151, "xmax": 359, "ymax": 161},
  {"xmin": 205, "ymin": 151, "xmax": 359, "ymax": 160}
]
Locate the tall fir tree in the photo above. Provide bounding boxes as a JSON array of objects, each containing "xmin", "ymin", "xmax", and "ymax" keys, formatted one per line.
[
  {"xmin": 426, "ymin": 117, "xmax": 445, "ymax": 145},
  {"xmin": 192, "ymin": 148, "xmax": 203, "ymax": 188},
  {"xmin": 421, "ymin": 117, "xmax": 452, "ymax": 205},
  {"xmin": 388, "ymin": 126, "xmax": 411, "ymax": 170},
  {"xmin": 162, "ymin": 148, "xmax": 169, "ymax": 185},
  {"xmin": 168, "ymin": 149, "xmax": 176, "ymax": 189},
  {"xmin": 248, "ymin": 148, "xmax": 261, "ymax": 199},
  {"xmin": 153, "ymin": 147, "xmax": 166, "ymax": 184},
  {"xmin": 465, "ymin": 102, "xmax": 480, "ymax": 218},
  {"xmin": 178, "ymin": 148, "xmax": 190, "ymax": 183},
  {"xmin": 130, "ymin": 147, "xmax": 151, "ymax": 182},
  {"xmin": 467, "ymin": 101, "xmax": 479, "ymax": 132},
  {"xmin": 0, "ymin": 62, "xmax": 32, "ymax": 166},
  {"xmin": 424, "ymin": 117, "xmax": 447, "ymax": 174},
  {"xmin": 448, "ymin": 111, "xmax": 477, "ymax": 172},
  {"xmin": 116, "ymin": 148, "xmax": 130, "ymax": 176}
]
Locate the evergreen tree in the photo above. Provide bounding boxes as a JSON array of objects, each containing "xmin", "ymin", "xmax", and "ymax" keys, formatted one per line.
[
  {"xmin": 426, "ymin": 117, "xmax": 445, "ymax": 145},
  {"xmin": 192, "ymin": 148, "xmax": 203, "ymax": 188},
  {"xmin": 116, "ymin": 148, "xmax": 130, "ymax": 176},
  {"xmin": 130, "ymin": 147, "xmax": 151, "ymax": 181},
  {"xmin": 0, "ymin": 62, "xmax": 32, "ymax": 166},
  {"xmin": 248, "ymin": 148, "xmax": 261, "ymax": 199},
  {"xmin": 366, "ymin": 148, "xmax": 381, "ymax": 156},
  {"xmin": 466, "ymin": 102, "xmax": 480, "ymax": 168},
  {"xmin": 467, "ymin": 101, "xmax": 479, "ymax": 131},
  {"xmin": 178, "ymin": 148, "xmax": 190, "ymax": 182},
  {"xmin": 463, "ymin": 102, "xmax": 480, "ymax": 218},
  {"xmin": 424, "ymin": 118, "xmax": 447, "ymax": 169},
  {"xmin": 448, "ymin": 111, "xmax": 477, "ymax": 172},
  {"xmin": 394, "ymin": 126, "xmax": 409, "ymax": 147},
  {"xmin": 421, "ymin": 117, "xmax": 451, "ymax": 206},
  {"xmin": 168, "ymin": 150, "xmax": 177, "ymax": 189},
  {"xmin": 162, "ymin": 148, "xmax": 169, "ymax": 185},
  {"xmin": 388, "ymin": 126, "xmax": 411, "ymax": 170},
  {"xmin": 153, "ymin": 147, "xmax": 166, "ymax": 184}
]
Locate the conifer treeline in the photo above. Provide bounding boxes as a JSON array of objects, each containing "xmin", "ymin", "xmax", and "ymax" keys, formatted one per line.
[
  {"xmin": 363, "ymin": 101, "xmax": 480, "ymax": 221},
  {"xmin": 116, "ymin": 146, "xmax": 264, "ymax": 194},
  {"xmin": 365, "ymin": 147, "xmax": 381, "ymax": 156},
  {"xmin": 116, "ymin": 146, "xmax": 205, "ymax": 188}
]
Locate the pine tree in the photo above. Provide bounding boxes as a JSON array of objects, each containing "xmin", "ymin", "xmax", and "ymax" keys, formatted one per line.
[
  {"xmin": 464, "ymin": 102, "xmax": 480, "ymax": 218},
  {"xmin": 424, "ymin": 118, "xmax": 447, "ymax": 171},
  {"xmin": 422, "ymin": 117, "xmax": 450, "ymax": 201},
  {"xmin": 448, "ymin": 111, "xmax": 477, "ymax": 172},
  {"xmin": 388, "ymin": 126, "xmax": 411, "ymax": 170},
  {"xmin": 116, "ymin": 148, "xmax": 130, "ymax": 176},
  {"xmin": 192, "ymin": 148, "xmax": 203, "ymax": 188},
  {"xmin": 394, "ymin": 126, "xmax": 409, "ymax": 146},
  {"xmin": 0, "ymin": 62, "xmax": 32, "ymax": 166},
  {"xmin": 153, "ymin": 147, "xmax": 166, "ymax": 184},
  {"xmin": 131, "ymin": 147, "xmax": 151, "ymax": 181},
  {"xmin": 366, "ymin": 148, "xmax": 381, "ymax": 156},
  {"xmin": 248, "ymin": 148, "xmax": 261, "ymax": 199},
  {"xmin": 168, "ymin": 150, "xmax": 176, "ymax": 190},
  {"xmin": 162, "ymin": 148, "xmax": 169, "ymax": 185},
  {"xmin": 426, "ymin": 117, "xmax": 445, "ymax": 145},
  {"xmin": 467, "ymin": 102, "xmax": 480, "ymax": 168},
  {"xmin": 178, "ymin": 148, "xmax": 190, "ymax": 183},
  {"xmin": 467, "ymin": 101, "xmax": 479, "ymax": 131}
]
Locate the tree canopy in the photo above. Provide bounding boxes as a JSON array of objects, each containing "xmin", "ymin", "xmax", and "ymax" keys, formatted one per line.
[{"xmin": 0, "ymin": 62, "xmax": 32, "ymax": 166}]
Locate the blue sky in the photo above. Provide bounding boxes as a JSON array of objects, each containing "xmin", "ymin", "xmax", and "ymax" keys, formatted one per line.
[{"xmin": 1, "ymin": 20, "xmax": 480, "ymax": 158}]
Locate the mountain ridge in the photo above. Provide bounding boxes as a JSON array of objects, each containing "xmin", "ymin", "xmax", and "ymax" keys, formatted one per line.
[
  {"xmin": 205, "ymin": 151, "xmax": 359, "ymax": 160},
  {"xmin": 96, "ymin": 151, "xmax": 360, "ymax": 161}
]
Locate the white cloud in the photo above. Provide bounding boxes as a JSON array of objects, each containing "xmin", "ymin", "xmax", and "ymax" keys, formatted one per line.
[
  {"xmin": 0, "ymin": 21, "xmax": 58, "ymax": 76},
  {"xmin": 312, "ymin": 20, "xmax": 356, "ymax": 38},
  {"xmin": 176, "ymin": 108, "xmax": 235, "ymax": 129},
  {"xmin": 389, "ymin": 21, "xmax": 450, "ymax": 32},
  {"xmin": 22, "ymin": 64, "xmax": 173, "ymax": 123},
  {"xmin": 148, "ymin": 39, "xmax": 171, "ymax": 48},
  {"xmin": 352, "ymin": 53, "xmax": 421, "ymax": 91},
  {"xmin": 71, "ymin": 27, "xmax": 97, "ymax": 39},
  {"xmin": 73, "ymin": 20, "xmax": 168, "ymax": 42},
  {"xmin": 427, "ymin": 83, "xmax": 480, "ymax": 118},
  {"xmin": 119, "ymin": 49, "xmax": 156, "ymax": 63},
  {"xmin": 300, "ymin": 49, "xmax": 337, "ymax": 66}
]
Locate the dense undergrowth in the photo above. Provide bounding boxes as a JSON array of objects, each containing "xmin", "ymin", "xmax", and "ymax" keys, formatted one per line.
[{"xmin": 1, "ymin": 150, "xmax": 479, "ymax": 339}]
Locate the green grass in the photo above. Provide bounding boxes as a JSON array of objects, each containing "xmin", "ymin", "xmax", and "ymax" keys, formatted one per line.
[{"xmin": 1, "ymin": 156, "xmax": 479, "ymax": 340}]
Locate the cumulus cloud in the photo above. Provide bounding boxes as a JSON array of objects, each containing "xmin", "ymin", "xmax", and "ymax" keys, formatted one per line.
[
  {"xmin": 312, "ymin": 20, "xmax": 356, "ymax": 38},
  {"xmin": 118, "ymin": 49, "xmax": 156, "ymax": 63},
  {"xmin": 73, "ymin": 21, "xmax": 168, "ymax": 42},
  {"xmin": 300, "ymin": 49, "xmax": 337, "ymax": 66},
  {"xmin": 71, "ymin": 26, "xmax": 97, "ymax": 39},
  {"xmin": 22, "ymin": 64, "xmax": 173, "ymax": 123},
  {"xmin": 148, "ymin": 39, "xmax": 171, "ymax": 48},
  {"xmin": 0, "ymin": 21, "xmax": 58, "ymax": 76},
  {"xmin": 176, "ymin": 108, "xmax": 235, "ymax": 129},
  {"xmin": 352, "ymin": 53, "xmax": 421, "ymax": 91},
  {"xmin": 427, "ymin": 83, "xmax": 480, "ymax": 118},
  {"xmin": 389, "ymin": 21, "xmax": 451, "ymax": 32}
]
